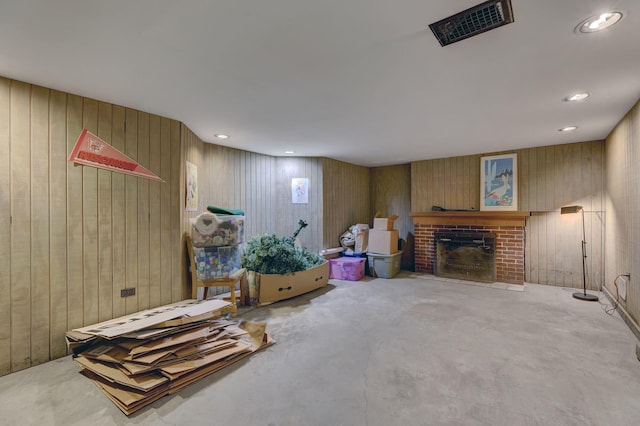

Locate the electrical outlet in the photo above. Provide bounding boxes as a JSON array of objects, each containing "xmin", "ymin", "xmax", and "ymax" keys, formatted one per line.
[
  {"xmin": 121, "ymin": 288, "xmax": 136, "ymax": 297},
  {"xmin": 618, "ymin": 275, "xmax": 628, "ymax": 301}
]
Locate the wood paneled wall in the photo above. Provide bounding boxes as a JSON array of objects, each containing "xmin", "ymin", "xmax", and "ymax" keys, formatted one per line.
[
  {"xmin": 0, "ymin": 77, "xmax": 183, "ymax": 375},
  {"xmin": 411, "ymin": 155, "xmax": 480, "ymax": 212},
  {"xmin": 2, "ymin": 71, "xmax": 618, "ymax": 376},
  {"xmin": 605, "ymin": 99, "xmax": 640, "ymax": 324},
  {"xmin": 411, "ymin": 141, "xmax": 605, "ymax": 288},
  {"xmin": 371, "ymin": 164, "xmax": 412, "ymax": 241},
  {"xmin": 521, "ymin": 143, "xmax": 605, "ymax": 289},
  {"xmin": 321, "ymin": 158, "xmax": 370, "ymax": 249},
  {"xmin": 181, "ymin": 126, "xmax": 279, "ymax": 296},
  {"xmin": 200, "ymin": 142, "xmax": 277, "ymax": 238},
  {"xmin": 276, "ymin": 158, "xmax": 323, "ymax": 252},
  {"xmin": 183, "ymin": 126, "xmax": 280, "ymax": 235}
]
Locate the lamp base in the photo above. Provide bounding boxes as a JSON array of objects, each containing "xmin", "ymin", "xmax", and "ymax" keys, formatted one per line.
[{"xmin": 572, "ymin": 292, "xmax": 599, "ymax": 302}]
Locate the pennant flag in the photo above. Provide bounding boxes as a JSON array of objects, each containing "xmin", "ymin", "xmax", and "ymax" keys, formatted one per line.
[{"xmin": 68, "ymin": 129, "xmax": 164, "ymax": 182}]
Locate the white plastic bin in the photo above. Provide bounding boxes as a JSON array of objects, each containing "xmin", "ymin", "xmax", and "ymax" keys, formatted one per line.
[
  {"xmin": 367, "ymin": 251, "xmax": 402, "ymax": 278},
  {"xmin": 191, "ymin": 213, "xmax": 245, "ymax": 247}
]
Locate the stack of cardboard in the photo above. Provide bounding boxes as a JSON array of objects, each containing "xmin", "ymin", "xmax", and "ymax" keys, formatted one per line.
[
  {"xmin": 368, "ymin": 214, "xmax": 399, "ymax": 255},
  {"xmin": 65, "ymin": 299, "xmax": 273, "ymax": 415}
]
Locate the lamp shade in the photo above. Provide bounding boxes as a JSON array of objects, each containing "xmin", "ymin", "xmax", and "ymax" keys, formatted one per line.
[{"xmin": 561, "ymin": 205, "xmax": 583, "ymax": 214}]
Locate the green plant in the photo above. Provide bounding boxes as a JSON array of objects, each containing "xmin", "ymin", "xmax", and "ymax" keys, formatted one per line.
[{"xmin": 241, "ymin": 233, "xmax": 324, "ymax": 274}]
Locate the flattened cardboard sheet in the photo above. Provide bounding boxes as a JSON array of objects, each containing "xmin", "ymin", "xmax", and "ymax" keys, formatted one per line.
[
  {"xmin": 75, "ymin": 356, "xmax": 168, "ymax": 392},
  {"xmin": 72, "ymin": 299, "xmax": 229, "ymax": 338},
  {"xmin": 128, "ymin": 327, "xmax": 210, "ymax": 357}
]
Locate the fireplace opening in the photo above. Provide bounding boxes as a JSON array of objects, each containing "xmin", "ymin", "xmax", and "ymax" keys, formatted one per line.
[{"xmin": 435, "ymin": 231, "xmax": 496, "ymax": 283}]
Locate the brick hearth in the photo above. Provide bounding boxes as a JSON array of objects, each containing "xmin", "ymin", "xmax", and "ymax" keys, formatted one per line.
[{"xmin": 410, "ymin": 212, "xmax": 527, "ymax": 285}]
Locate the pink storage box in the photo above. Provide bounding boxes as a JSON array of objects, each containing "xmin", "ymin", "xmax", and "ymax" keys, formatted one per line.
[{"xmin": 329, "ymin": 257, "xmax": 366, "ymax": 281}]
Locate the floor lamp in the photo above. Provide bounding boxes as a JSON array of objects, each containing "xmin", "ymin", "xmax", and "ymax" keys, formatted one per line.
[{"xmin": 560, "ymin": 205, "xmax": 598, "ymax": 301}]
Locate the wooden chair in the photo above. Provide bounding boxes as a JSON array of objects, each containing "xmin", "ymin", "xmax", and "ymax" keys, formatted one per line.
[{"xmin": 186, "ymin": 236, "xmax": 245, "ymax": 317}]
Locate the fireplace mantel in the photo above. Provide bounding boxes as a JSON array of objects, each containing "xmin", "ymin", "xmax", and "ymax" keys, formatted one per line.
[{"xmin": 409, "ymin": 211, "xmax": 529, "ymax": 227}]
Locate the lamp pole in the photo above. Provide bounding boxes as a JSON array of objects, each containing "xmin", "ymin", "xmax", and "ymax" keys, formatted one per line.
[{"xmin": 573, "ymin": 208, "xmax": 598, "ymax": 301}]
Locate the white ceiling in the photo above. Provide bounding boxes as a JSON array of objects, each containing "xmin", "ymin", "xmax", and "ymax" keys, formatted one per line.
[{"xmin": 1, "ymin": 0, "xmax": 638, "ymax": 167}]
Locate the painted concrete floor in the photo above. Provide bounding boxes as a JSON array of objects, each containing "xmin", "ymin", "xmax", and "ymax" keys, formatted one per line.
[{"xmin": 1, "ymin": 272, "xmax": 640, "ymax": 426}]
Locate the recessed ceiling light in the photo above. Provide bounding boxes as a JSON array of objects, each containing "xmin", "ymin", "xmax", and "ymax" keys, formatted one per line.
[
  {"xmin": 284, "ymin": 150, "xmax": 295, "ymax": 154},
  {"xmin": 576, "ymin": 11, "xmax": 623, "ymax": 33},
  {"xmin": 559, "ymin": 126, "xmax": 578, "ymax": 132},
  {"xmin": 214, "ymin": 134, "xmax": 229, "ymax": 139},
  {"xmin": 563, "ymin": 93, "xmax": 590, "ymax": 102}
]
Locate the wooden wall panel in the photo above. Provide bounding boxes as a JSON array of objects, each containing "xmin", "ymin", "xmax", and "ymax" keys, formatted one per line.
[
  {"xmin": 411, "ymin": 154, "xmax": 482, "ymax": 212},
  {"xmin": 48, "ymin": 90, "xmax": 68, "ymax": 360},
  {"xmin": 123, "ymin": 111, "xmax": 142, "ymax": 314},
  {"xmin": 183, "ymin": 129, "xmax": 335, "ymax": 264},
  {"xmin": 135, "ymin": 113, "xmax": 150, "ymax": 311},
  {"xmin": 65, "ymin": 94, "xmax": 84, "ymax": 333},
  {"xmin": 605, "ymin": 99, "xmax": 640, "ymax": 325},
  {"xmin": 180, "ymin": 130, "xmax": 278, "ymax": 296},
  {"xmin": 147, "ymin": 114, "xmax": 162, "ymax": 310},
  {"xmin": 181, "ymin": 124, "xmax": 204, "ymax": 297},
  {"xmin": 321, "ymin": 158, "xmax": 370, "ymax": 250},
  {"xmin": 110, "ymin": 106, "xmax": 126, "ymax": 319},
  {"xmin": 170, "ymin": 120, "xmax": 183, "ymax": 301},
  {"xmin": 81, "ymin": 99, "xmax": 99, "ymax": 326},
  {"xmin": 411, "ymin": 141, "xmax": 605, "ymax": 288},
  {"xmin": 97, "ymin": 102, "xmax": 113, "ymax": 322},
  {"xmin": 518, "ymin": 149, "xmax": 530, "ymax": 211},
  {"xmin": 30, "ymin": 85, "xmax": 50, "ymax": 365},
  {"xmin": 159, "ymin": 118, "xmax": 172, "ymax": 306},
  {"xmin": 275, "ymin": 157, "xmax": 323, "ymax": 251},
  {"xmin": 198, "ymin": 143, "xmax": 277, "ymax": 239},
  {"xmin": 522, "ymin": 143, "xmax": 605, "ymax": 289},
  {"xmin": 370, "ymin": 164, "xmax": 412, "ymax": 241},
  {"xmin": 0, "ymin": 77, "xmax": 183, "ymax": 375},
  {"xmin": 10, "ymin": 80, "xmax": 32, "ymax": 371},
  {"xmin": 0, "ymin": 79, "xmax": 10, "ymax": 374}
]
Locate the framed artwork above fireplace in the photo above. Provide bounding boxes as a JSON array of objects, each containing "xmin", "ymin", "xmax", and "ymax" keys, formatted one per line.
[{"xmin": 480, "ymin": 153, "xmax": 517, "ymax": 211}]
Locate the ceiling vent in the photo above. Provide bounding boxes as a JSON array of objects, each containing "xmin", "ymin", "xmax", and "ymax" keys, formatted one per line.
[{"xmin": 429, "ymin": 0, "xmax": 514, "ymax": 47}]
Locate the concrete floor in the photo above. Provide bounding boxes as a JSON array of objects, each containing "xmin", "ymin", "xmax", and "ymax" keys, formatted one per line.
[{"xmin": 1, "ymin": 272, "xmax": 640, "ymax": 425}]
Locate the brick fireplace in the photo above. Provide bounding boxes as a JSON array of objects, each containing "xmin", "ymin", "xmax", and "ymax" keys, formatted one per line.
[{"xmin": 410, "ymin": 212, "xmax": 528, "ymax": 285}]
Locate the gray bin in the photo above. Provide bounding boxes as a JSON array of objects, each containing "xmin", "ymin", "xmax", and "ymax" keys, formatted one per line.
[{"xmin": 367, "ymin": 251, "xmax": 402, "ymax": 278}]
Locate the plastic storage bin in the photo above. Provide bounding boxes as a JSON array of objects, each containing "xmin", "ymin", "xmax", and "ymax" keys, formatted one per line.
[
  {"xmin": 191, "ymin": 213, "xmax": 245, "ymax": 247},
  {"xmin": 367, "ymin": 251, "xmax": 402, "ymax": 278},
  {"xmin": 329, "ymin": 257, "xmax": 366, "ymax": 281},
  {"xmin": 193, "ymin": 246, "xmax": 242, "ymax": 280}
]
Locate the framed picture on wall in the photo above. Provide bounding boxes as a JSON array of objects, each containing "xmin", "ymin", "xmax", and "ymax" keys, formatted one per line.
[
  {"xmin": 480, "ymin": 153, "xmax": 517, "ymax": 211},
  {"xmin": 291, "ymin": 178, "xmax": 309, "ymax": 204},
  {"xmin": 185, "ymin": 161, "xmax": 198, "ymax": 211}
]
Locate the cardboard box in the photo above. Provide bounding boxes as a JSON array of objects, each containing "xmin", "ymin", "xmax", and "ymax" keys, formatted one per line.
[
  {"xmin": 258, "ymin": 261, "xmax": 329, "ymax": 303},
  {"xmin": 320, "ymin": 247, "xmax": 344, "ymax": 260},
  {"xmin": 373, "ymin": 214, "xmax": 399, "ymax": 231},
  {"xmin": 368, "ymin": 229, "xmax": 399, "ymax": 255}
]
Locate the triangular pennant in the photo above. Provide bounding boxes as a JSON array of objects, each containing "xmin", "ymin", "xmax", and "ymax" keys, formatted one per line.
[{"xmin": 68, "ymin": 129, "xmax": 164, "ymax": 182}]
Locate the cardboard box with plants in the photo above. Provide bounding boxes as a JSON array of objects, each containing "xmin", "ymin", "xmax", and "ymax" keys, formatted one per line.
[{"xmin": 242, "ymin": 220, "xmax": 329, "ymax": 304}]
